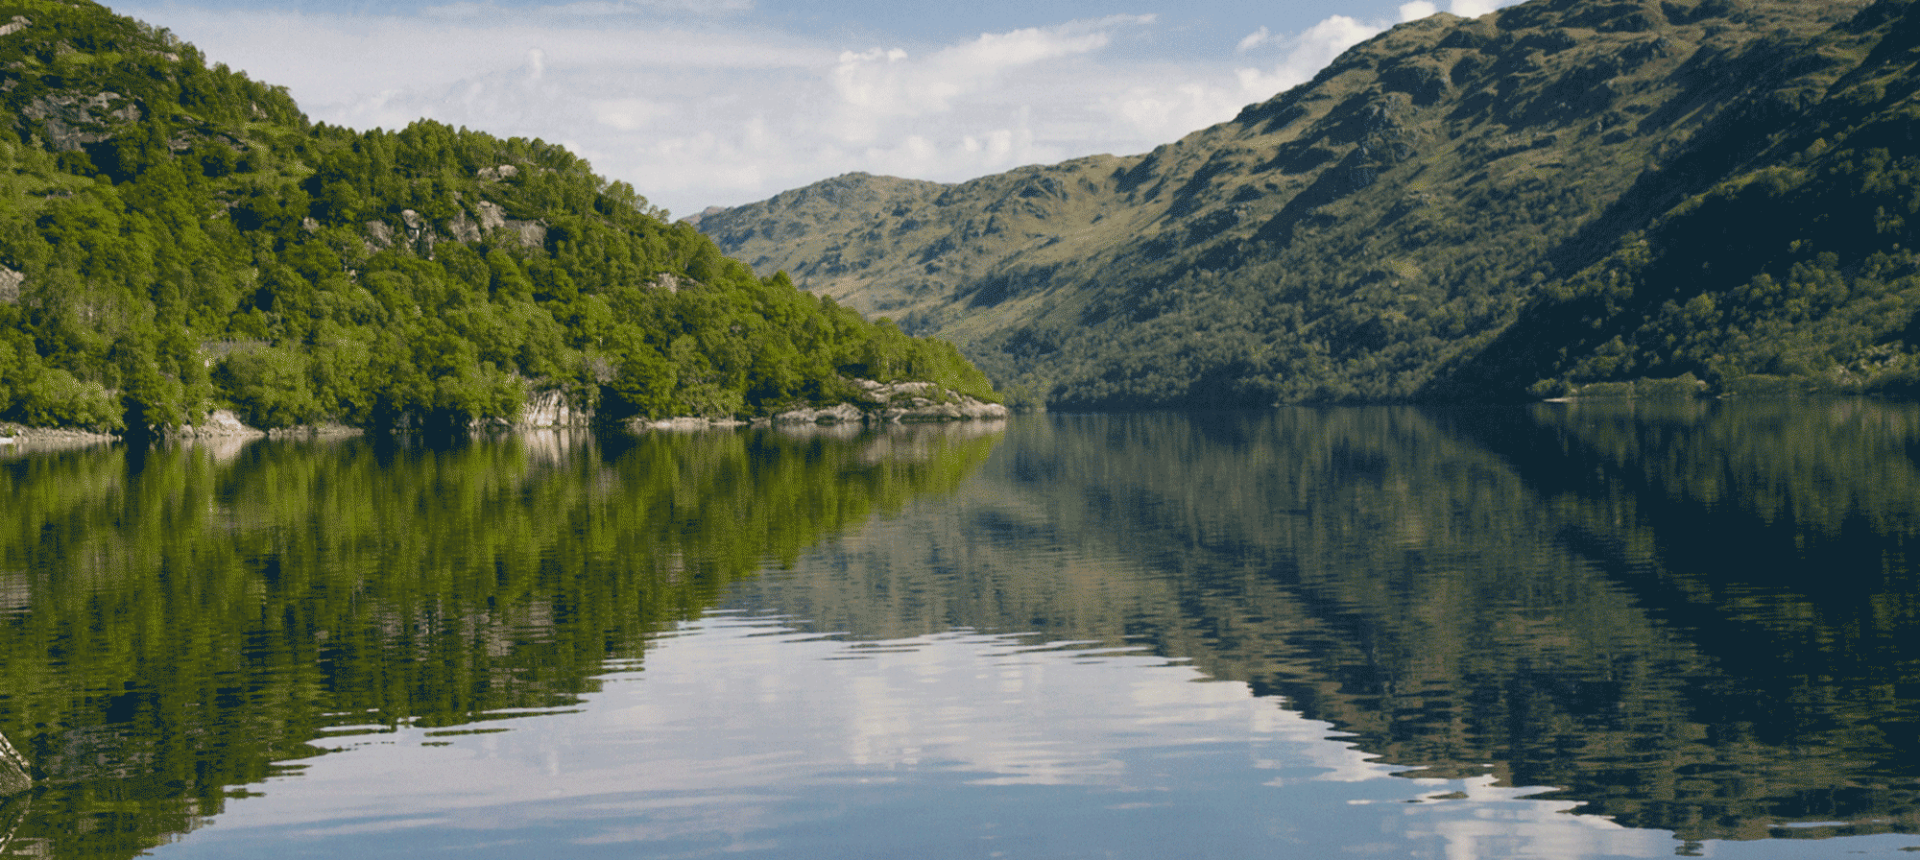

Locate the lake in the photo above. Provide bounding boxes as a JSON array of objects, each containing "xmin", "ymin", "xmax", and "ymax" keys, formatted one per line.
[{"xmin": 2, "ymin": 400, "xmax": 1919, "ymax": 859}]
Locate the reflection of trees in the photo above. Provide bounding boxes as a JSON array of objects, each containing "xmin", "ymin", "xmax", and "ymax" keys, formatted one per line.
[
  {"xmin": 1445, "ymin": 399, "xmax": 1920, "ymax": 840},
  {"xmin": 0, "ymin": 425, "xmax": 998, "ymax": 860},
  {"xmin": 734, "ymin": 406, "xmax": 1920, "ymax": 842}
]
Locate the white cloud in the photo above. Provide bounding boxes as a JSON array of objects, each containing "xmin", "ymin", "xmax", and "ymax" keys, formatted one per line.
[
  {"xmin": 1393, "ymin": 0, "xmax": 1502, "ymax": 22},
  {"xmin": 591, "ymin": 97, "xmax": 668, "ymax": 131},
  {"xmin": 120, "ymin": 3, "xmax": 1515, "ymax": 217},
  {"xmin": 1228, "ymin": 0, "xmax": 1519, "ymax": 106},
  {"xmin": 423, "ymin": 0, "xmax": 754, "ymax": 16},
  {"xmin": 1235, "ymin": 26, "xmax": 1273, "ymax": 53},
  {"xmin": 830, "ymin": 16, "xmax": 1150, "ymax": 122},
  {"xmin": 1234, "ymin": 14, "xmax": 1381, "ymax": 99}
]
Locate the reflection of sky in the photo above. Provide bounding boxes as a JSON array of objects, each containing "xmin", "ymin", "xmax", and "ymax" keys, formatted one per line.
[{"xmin": 137, "ymin": 612, "xmax": 1793, "ymax": 860}]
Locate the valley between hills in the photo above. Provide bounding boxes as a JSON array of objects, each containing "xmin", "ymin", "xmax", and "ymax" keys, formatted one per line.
[
  {"xmin": 6, "ymin": 0, "xmax": 1920, "ymax": 432},
  {"xmin": 698, "ymin": 0, "xmax": 1920, "ymax": 410}
]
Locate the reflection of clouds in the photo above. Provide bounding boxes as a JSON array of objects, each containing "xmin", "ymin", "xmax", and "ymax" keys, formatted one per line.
[
  {"xmin": 191, "ymin": 615, "xmax": 1678, "ymax": 858},
  {"xmin": 1387, "ymin": 775, "xmax": 1671, "ymax": 860}
]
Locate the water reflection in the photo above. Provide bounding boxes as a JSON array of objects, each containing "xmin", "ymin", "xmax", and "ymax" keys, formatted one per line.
[
  {"xmin": 150, "ymin": 615, "xmax": 1681, "ymax": 860},
  {"xmin": 0, "ymin": 425, "xmax": 999, "ymax": 859},
  {"xmin": 2, "ymin": 402, "xmax": 1919, "ymax": 857},
  {"xmin": 731, "ymin": 403, "xmax": 1920, "ymax": 847}
]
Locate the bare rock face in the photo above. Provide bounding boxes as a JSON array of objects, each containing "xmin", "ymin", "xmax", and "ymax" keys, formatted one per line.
[
  {"xmin": 874, "ymin": 396, "xmax": 1010, "ymax": 423},
  {"xmin": 21, "ymin": 90, "xmax": 142, "ymax": 151},
  {"xmin": 172, "ymin": 409, "xmax": 264, "ymax": 439},
  {"xmin": 399, "ymin": 209, "xmax": 435, "ymax": 255},
  {"xmin": 850, "ymin": 378, "xmax": 1008, "ymax": 422},
  {"xmin": 517, "ymin": 390, "xmax": 590, "ymax": 427},
  {"xmin": 503, "ymin": 218, "xmax": 546, "ymax": 250},
  {"xmin": 0, "ymin": 267, "xmax": 21, "ymax": 304},
  {"xmin": 767, "ymin": 379, "xmax": 1009, "ymax": 427},
  {"xmin": 771, "ymin": 403, "xmax": 863, "ymax": 425},
  {"xmin": 448, "ymin": 211, "xmax": 482, "ymax": 243},
  {"xmin": 475, "ymin": 200, "xmax": 508, "ymax": 232},
  {"xmin": 364, "ymin": 220, "xmax": 394, "ymax": 251},
  {"xmin": 362, "ymin": 200, "xmax": 543, "ymax": 256}
]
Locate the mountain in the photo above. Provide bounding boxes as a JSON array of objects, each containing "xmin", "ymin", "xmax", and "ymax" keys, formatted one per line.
[
  {"xmin": 698, "ymin": 0, "xmax": 1920, "ymax": 409},
  {"xmin": 0, "ymin": 0, "xmax": 996, "ymax": 435}
]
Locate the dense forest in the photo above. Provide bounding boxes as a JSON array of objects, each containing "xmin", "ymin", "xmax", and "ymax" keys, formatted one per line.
[
  {"xmin": 0, "ymin": 0, "xmax": 996, "ymax": 435},
  {"xmin": 701, "ymin": 0, "xmax": 1920, "ymax": 409}
]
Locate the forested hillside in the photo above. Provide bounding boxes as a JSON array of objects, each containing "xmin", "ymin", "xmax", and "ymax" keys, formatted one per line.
[
  {"xmin": 701, "ymin": 0, "xmax": 1920, "ymax": 408},
  {"xmin": 0, "ymin": 0, "xmax": 995, "ymax": 435}
]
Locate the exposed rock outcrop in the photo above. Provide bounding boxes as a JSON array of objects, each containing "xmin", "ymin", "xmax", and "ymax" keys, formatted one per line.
[
  {"xmin": 636, "ymin": 378, "xmax": 1007, "ymax": 432},
  {"xmin": 769, "ymin": 402, "xmax": 864, "ymax": 425},
  {"xmin": 516, "ymin": 389, "xmax": 590, "ymax": 428},
  {"xmin": 500, "ymin": 217, "xmax": 547, "ymax": 250},
  {"xmin": 170, "ymin": 409, "xmax": 264, "ymax": 439},
  {"xmin": 0, "ymin": 427, "xmax": 117, "ymax": 452},
  {"xmin": 364, "ymin": 220, "xmax": 394, "ymax": 252},
  {"xmin": 0, "ymin": 266, "xmax": 21, "ymax": 304},
  {"xmin": 399, "ymin": 208, "xmax": 434, "ymax": 256},
  {"xmin": 21, "ymin": 90, "xmax": 141, "ymax": 151},
  {"xmin": 851, "ymin": 378, "xmax": 1010, "ymax": 423},
  {"xmin": 367, "ymin": 201, "xmax": 544, "ymax": 254}
]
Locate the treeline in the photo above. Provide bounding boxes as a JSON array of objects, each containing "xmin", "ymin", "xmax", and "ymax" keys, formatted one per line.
[{"xmin": 0, "ymin": 0, "xmax": 994, "ymax": 434}]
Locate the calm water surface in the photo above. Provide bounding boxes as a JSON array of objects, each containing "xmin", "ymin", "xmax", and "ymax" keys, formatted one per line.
[{"xmin": 2, "ymin": 401, "xmax": 1919, "ymax": 858}]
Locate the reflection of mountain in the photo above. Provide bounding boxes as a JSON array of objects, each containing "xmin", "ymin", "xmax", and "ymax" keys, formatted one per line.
[
  {"xmin": 0, "ymin": 425, "xmax": 998, "ymax": 860},
  {"xmin": 727, "ymin": 404, "xmax": 1920, "ymax": 842}
]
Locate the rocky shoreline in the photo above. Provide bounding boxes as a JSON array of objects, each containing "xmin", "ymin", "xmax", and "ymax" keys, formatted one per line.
[
  {"xmin": 630, "ymin": 380, "xmax": 1009, "ymax": 432},
  {"xmin": 2, "ymin": 380, "xmax": 1009, "ymax": 445},
  {"xmin": 0, "ymin": 425, "xmax": 121, "ymax": 452}
]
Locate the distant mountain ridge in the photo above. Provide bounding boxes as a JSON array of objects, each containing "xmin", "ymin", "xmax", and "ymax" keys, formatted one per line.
[{"xmin": 700, "ymin": 0, "xmax": 1920, "ymax": 408}]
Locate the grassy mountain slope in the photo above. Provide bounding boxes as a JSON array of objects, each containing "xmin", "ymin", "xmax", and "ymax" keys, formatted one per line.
[
  {"xmin": 1439, "ymin": 0, "xmax": 1920, "ymax": 397},
  {"xmin": 701, "ymin": 0, "xmax": 1920, "ymax": 408},
  {"xmin": 0, "ymin": 0, "xmax": 995, "ymax": 435}
]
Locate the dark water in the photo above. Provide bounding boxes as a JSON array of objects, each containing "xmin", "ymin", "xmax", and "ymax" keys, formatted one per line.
[{"xmin": 2, "ymin": 401, "xmax": 1919, "ymax": 858}]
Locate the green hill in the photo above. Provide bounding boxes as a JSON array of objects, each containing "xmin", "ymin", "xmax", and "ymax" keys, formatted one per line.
[
  {"xmin": 698, "ymin": 0, "xmax": 1920, "ymax": 408},
  {"xmin": 0, "ymin": 0, "xmax": 996, "ymax": 435}
]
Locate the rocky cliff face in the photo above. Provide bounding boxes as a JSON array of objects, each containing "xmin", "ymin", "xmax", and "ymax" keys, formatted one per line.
[
  {"xmin": 515, "ymin": 389, "xmax": 589, "ymax": 428},
  {"xmin": 701, "ymin": 0, "xmax": 1914, "ymax": 407}
]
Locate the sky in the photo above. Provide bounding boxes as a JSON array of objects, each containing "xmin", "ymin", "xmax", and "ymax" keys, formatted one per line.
[{"xmin": 116, "ymin": 0, "xmax": 1520, "ymax": 218}]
